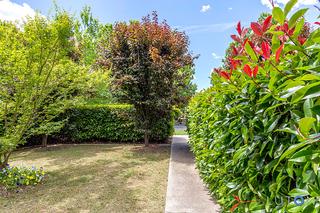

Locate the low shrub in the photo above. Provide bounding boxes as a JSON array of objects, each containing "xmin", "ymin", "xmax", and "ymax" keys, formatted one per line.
[
  {"xmin": 59, "ymin": 104, "xmax": 173, "ymax": 142},
  {"xmin": 0, "ymin": 165, "xmax": 45, "ymax": 189},
  {"xmin": 188, "ymin": 2, "xmax": 320, "ymax": 212}
]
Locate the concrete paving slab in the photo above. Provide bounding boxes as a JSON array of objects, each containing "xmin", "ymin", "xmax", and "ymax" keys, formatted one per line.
[{"xmin": 165, "ymin": 135, "xmax": 220, "ymax": 213}]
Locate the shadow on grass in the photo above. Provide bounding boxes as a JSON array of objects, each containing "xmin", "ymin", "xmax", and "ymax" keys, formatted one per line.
[{"xmin": 1, "ymin": 144, "xmax": 170, "ymax": 212}]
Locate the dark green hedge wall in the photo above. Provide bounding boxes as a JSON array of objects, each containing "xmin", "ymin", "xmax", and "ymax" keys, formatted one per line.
[{"xmin": 59, "ymin": 104, "xmax": 174, "ymax": 142}]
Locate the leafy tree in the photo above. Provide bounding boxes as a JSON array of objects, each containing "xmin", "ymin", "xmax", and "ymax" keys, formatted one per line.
[
  {"xmin": 74, "ymin": 6, "xmax": 114, "ymax": 103},
  {"xmin": 100, "ymin": 12, "xmax": 195, "ymax": 146},
  {"xmin": 0, "ymin": 13, "xmax": 85, "ymax": 168},
  {"xmin": 173, "ymin": 65, "xmax": 197, "ymax": 109},
  {"xmin": 74, "ymin": 6, "xmax": 112, "ymax": 67}
]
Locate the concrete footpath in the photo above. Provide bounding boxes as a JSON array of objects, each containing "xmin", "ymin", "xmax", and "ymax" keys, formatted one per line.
[{"xmin": 165, "ymin": 135, "xmax": 220, "ymax": 213}]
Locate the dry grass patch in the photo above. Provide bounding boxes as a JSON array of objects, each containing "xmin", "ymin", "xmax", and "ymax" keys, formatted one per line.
[{"xmin": 0, "ymin": 144, "xmax": 170, "ymax": 213}]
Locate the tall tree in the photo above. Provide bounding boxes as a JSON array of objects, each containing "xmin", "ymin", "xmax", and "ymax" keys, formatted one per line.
[
  {"xmin": 0, "ymin": 12, "xmax": 85, "ymax": 168},
  {"xmin": 100, "ymin": 12, "xmax": 195, "ymax": 146}
]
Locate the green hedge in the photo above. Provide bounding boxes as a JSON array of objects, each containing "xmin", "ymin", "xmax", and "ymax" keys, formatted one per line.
[{"xmin": 59, "ymin": 104, "xmax": 173, "ymax": 142}]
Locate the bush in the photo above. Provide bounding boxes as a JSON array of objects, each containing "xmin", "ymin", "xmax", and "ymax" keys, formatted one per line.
[
  {"xmin": 59, "ymin": 104, "xmax": 173, "ymax": 142},
  {"xmin": 0, "ymin": 165, "xmax": 45, "ymax": 189},
  {"xmin": 188, "ymin": 2, "xmax": 320, "ymax": 212}
]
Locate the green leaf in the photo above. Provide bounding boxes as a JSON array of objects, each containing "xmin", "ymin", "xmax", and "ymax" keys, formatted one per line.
[
  {"xmin": 303, "ymin": 170, "xmax": 314, "ymax": 183},
  {"xmin": 289, "ymin": 8, "xmax": 308, "ymax": 28},
  {"xmin": 311, "ymin": 105, "xmax": 320, "ymax": 115},
  {"xmin": 276, "ymin": 127, "xmax": 299, "ymax": 136},
  {"xmin": 299, "ymin": 117, "xmax": 316, "ymax": 136},
  {"xmin": 297, "ymin": 74, "xmax": 320, "ymax": 81},
  {"xmin": 293, "ymin": 18, "xmax": 305, "ymax": 37},
  {"xmin": 273, "ymin": 7, "xmax": 285, "ymax": 25},
  {"xmin": 308, "ymin": 184, "xmax": 320, "ymax": 196},
  {"xmin": 284, "ymin": 0, "xmax": 298, "ymax": 17},
  {"xmin": 241, "ymin": 126, "xmax": 249, "ymax": 143},
  {"xmin": 281, "ymin": 85, "xmax": 304, "ymax": 99},
  {"xmin": 267, "ymin": 117, "xmax": 280, "ymax": 133},
  {"xmin": 291, "ymin": 82, "xmax": 320, "ymax": 103},
  {"xmin": 303, "ymin": 99, "xmax": 313, "ymax": 118},
  {"xmin": 273, "ymin": 140, "xmax": 315, "ymax": 172},
  {"xmin": 288, "ymin": 188, "xmax": 309, "ymax": 196},
  {"xmin": 289, "ymin": 149, "xmax": 312, "ymax": 162},
  {"xmin": 244, "ymin": 42, "xmax": 258, "ymax": 61}
]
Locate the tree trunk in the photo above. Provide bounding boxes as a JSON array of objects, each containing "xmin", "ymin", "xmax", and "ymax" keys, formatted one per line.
[
  {"xmin": 144, "ymin": 132, "xmax": 149, "ymax": 147},
  {"xmin": 0, "ymin": 152, "xmax": 11, "ymax": 170},
  {"xmin": 42, "ymin": 135, "xmax": 48, "ymax": 147}
]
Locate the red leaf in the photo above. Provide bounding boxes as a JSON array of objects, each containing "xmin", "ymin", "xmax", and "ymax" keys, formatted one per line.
[
  {"xmin": 263, "ymin": 15, "xmax": 272, "ymax": 32},
  {"xmin": 288, "ymin": 27, "xmax": 295, "ymax": 36},
  {"xmin": 242, "ymin": 28, "xmax": 249, "ymax": 37},
  {"xmin": 248, "ymin": 40, "xmax": 255, "ymax": 49},
  {"xmin": 232, "ymin": 46, "xmax": 238, "ymax": 55},
  {"xmin": 253, "ymin": 66, "xmax": 259, "ymax": 78},
  {"xmin": 276, "ymin": 43, "xmax": 284, "ymax": 62},
  {"xmin": 315, "ymin": 22, "xmax": 320, "ymax": 25},
  {"xmin": 243, "ymin": 64, "xmax": 252, "ymax": 77},
  {"xmin": 230, "ymin": 203, "xmax": 240, "ymax": 212},
  {"xmin": 242, "ymin": 38, "xmax": 249, "ymax": 47},
  {"xmin": 233, "ymin": 195, "xmax": 240, "ymax": 201},
  {"xmin": 231, "ymin": 34, "xmax": 241, "ymax": 43},
  {"xmin": 298, "ymin": 36, "xmax": 307, "ymax": 45},
  {"xmin": 220, "ymin": 71, "xmax": 231, "ymax": 80},
  {"xmin": 261, "ymin": 41, "xmax": 270, "ymax": 59},
  {"xmin": 251, "ymin": 22, "xmax": 263, "ymax": 36},
  {"xmin": 282, "ymin": 23, "xmax": 289, "ymax": 32},
  {"xmin": 236, "ymin": 21, "xmax": 242, "ymax": 35},
  {"xmin": 230, "ymin": 58, "xmax": 241, "ymax": 70}
]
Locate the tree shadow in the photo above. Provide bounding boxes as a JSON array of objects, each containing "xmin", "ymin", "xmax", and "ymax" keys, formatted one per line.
[{"xmin": 2, "ymin": 144, "xmax": 170, "ymax": 212}]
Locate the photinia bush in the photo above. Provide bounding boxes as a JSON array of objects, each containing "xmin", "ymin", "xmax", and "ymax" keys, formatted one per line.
[{"xmin": 188, "ymin": 0, "xmax": 320, "ymax": 212}]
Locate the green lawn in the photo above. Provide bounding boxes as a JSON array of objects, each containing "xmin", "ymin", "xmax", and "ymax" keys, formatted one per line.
[
  {"xmin": 0, "ymin": 144, "xmax": 170, "ymax": 213},
  {"xmin": 174, "ymin": 129, "xmax": 187, "ymax": 135}
]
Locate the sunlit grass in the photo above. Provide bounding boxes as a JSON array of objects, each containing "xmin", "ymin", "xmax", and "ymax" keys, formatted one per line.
[{"xmin": 0, "ymin": 144, "xmax": 170, "ymax": 213}]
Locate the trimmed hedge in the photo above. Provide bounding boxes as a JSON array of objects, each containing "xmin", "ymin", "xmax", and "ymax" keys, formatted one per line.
[
  {"xmin": 187, "ymin": 3, "xmax": 320, "ymax": 212},
  {"xmin": 59, "ymin": 104, "xmax": 173, "ymax": 142}
]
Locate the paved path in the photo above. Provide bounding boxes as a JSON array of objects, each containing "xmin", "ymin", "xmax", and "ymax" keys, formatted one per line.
[{"xmin": 165, "ymin": 135, "xmax": 220, "ymax": 213}]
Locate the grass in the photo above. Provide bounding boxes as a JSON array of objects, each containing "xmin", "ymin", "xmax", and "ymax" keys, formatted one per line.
[
  {"xmin": 0, "ymin": 144, "xmax": 170, "ymax": 213},
  {"xmin": 174, "ymin": 129, "xmax": 187, "ymax": 135}
]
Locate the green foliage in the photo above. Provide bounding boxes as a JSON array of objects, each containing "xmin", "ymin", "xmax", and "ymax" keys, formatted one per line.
[
  {"xmin": 188, "ymin": 2, "xmax": 320, "ymax": 212},
  {"xmin": 74, "ymin": 6, "xmax": 113, "ymax": 66},
  {"xmin": 60, "ymin": 104, "xmax": 173, "ymax": 142},
  {"xmin": 0, "ymin": 12, "xmax": 86, "ymax": 168},
  {"xmin": 0, "ymin": 166, "xmax": 45, "ymax": 189}
]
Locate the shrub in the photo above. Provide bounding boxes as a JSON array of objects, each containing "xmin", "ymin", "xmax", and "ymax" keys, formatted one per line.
[
  {"xmin": 188, "ymin": 1, "xmax": 320, "ymax": 212},
  {"xmin": 0, "ymin": 165, "xmax": 45, "ymax": 189},
  {"xmin": 59, "ymin": 104, "xmax": 173, "ymax": 142}
]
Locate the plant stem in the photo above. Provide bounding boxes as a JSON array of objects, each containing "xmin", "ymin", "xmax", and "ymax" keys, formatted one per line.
[
  {"xmin": 286, "ymin": 33, "xmax": 311, "ymax": 59},
  {"xmin": 269, "ymin": 61, "xmax": 290, "ymax": 79}
]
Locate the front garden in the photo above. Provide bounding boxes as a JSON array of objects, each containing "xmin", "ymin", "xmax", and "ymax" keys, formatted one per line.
[
  {"xmin": 0, "ymin": 4, "xmax": 195, "ymax": 212},
  {"xmin": 2, "ymin": 0, "xmax": 320, "ymax": 212},
  {"xmin": 0, "ymin": 144, "xmax": 170, "ymax": 212}
]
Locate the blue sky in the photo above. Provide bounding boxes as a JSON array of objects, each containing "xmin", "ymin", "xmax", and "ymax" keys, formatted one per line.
[{"xmin": 1, "ymin": 0, "xmax": 319, "ymax": 90}]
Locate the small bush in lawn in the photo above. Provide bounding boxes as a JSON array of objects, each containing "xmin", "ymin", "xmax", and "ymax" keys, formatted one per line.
[{"xmin": 0, "ymin": 165, "xmax": 45, "ymax": 189}]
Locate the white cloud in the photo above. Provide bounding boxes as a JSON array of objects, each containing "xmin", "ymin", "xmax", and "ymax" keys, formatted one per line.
[
  {"xmin": 177, "ymin": 22, "xmax": 237, "ymax": 34},
  {"xmin": 228, "ymin": 7, "xmax": 233, "ymax": 10},
  {"xmin": 212, "ymin": 52, "xmax": 221, "ymax": 59},
  {"xmin": 0, "ymin": 0, "xmax": 37, "ymax": 22},
  {"xmin": 201, "ymin": 4, "xmax": 211, "ymax": 13},
  {"xmin": 261, "ymin": 0, "xmax": 318, "ymax": 9}
]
